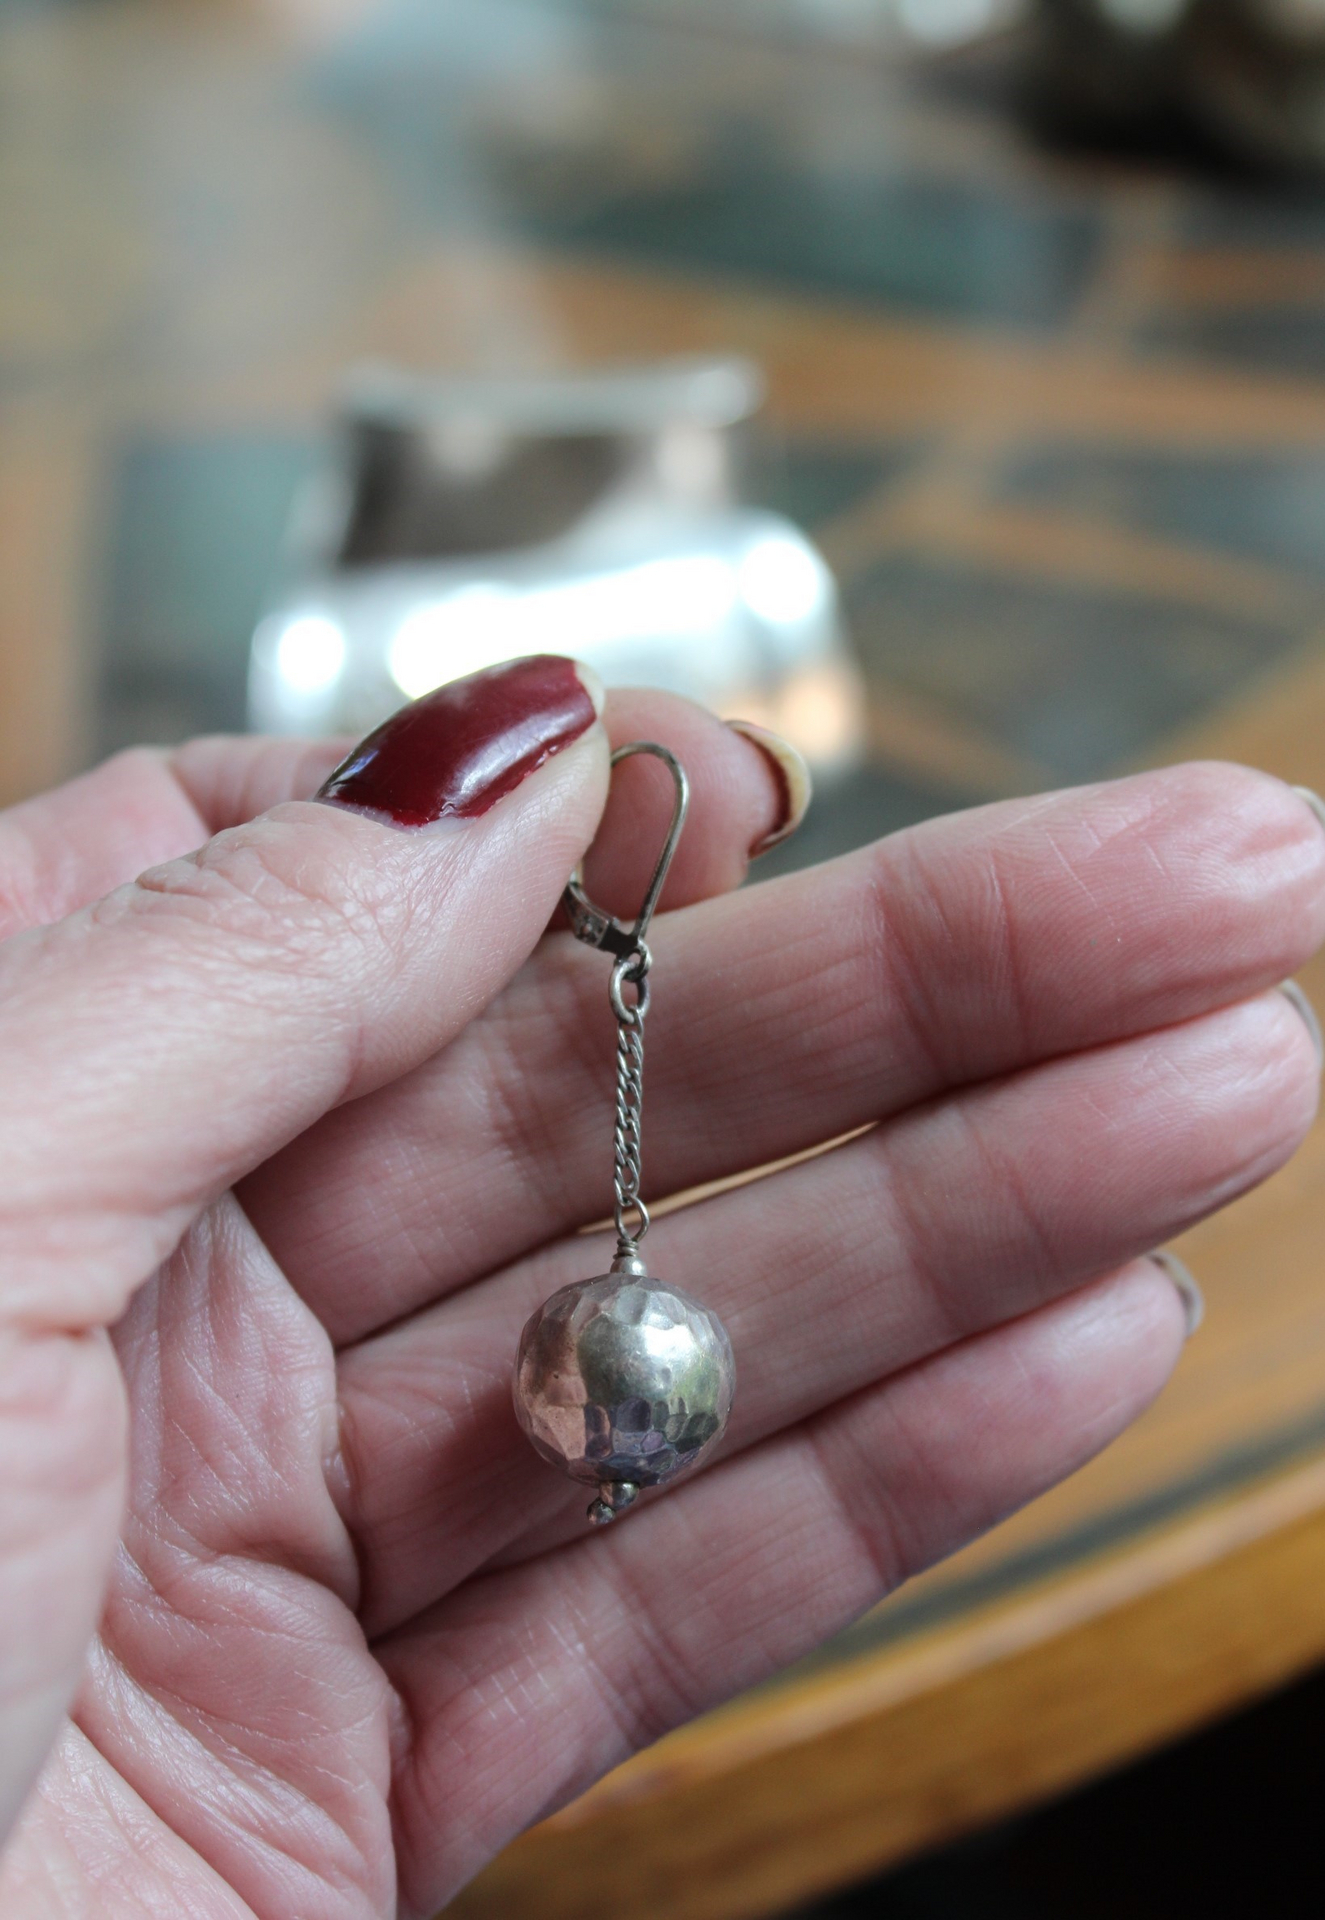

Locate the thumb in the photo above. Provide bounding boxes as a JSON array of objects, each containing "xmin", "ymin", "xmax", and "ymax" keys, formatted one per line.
[{"xmin": 0, "ymin": 656, "xmax": 607, "ymax": 1333}]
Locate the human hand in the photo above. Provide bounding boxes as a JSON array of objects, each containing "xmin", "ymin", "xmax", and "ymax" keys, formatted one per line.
[{"xmin": 0, "ymin": 655, "xmax": 1321, "ymax": 1918}]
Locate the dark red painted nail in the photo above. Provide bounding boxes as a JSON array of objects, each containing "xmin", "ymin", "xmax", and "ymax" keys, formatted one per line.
[{"xmin": 316, "ymin": 655, "xmax": 602, "ymax": 827}]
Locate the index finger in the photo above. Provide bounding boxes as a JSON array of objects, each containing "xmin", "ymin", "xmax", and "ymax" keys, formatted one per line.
[{"xmin": 245, "ymin": 761, "xmax": 1325, "ymax": 1342}]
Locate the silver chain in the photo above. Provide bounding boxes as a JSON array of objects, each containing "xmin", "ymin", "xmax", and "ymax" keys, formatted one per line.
[{"xmin": 609, "ymin": 943, "xmax": 652, "ymax": 1252}]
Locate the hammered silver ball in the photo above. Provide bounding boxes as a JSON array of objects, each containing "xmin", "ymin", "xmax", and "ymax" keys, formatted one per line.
[{"xmin": 513, "ymin": 1271, "xmax": 735, "ymax": 1522}]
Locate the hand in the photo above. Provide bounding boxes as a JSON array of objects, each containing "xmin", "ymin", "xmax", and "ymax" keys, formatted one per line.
[{"xmin": 0, "ymin": 656, "xmax": 1320, "ymax": 1918}]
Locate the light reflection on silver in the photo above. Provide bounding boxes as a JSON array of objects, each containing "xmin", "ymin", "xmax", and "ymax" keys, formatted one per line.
[
  {"xmin": 513, "ymin": 1269, "xmax": 736, "ymax": 1524},
  {"xmin": 248, "ymin": 358, "xmax": 863, "ymax": 775}
]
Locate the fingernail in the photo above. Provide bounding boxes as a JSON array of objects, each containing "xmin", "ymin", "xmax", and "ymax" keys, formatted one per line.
[
  {"xmin": 1149, "ymin": 1250, "xmax": 1204, "ymax": 1339},
  {"xmin": 725, "ymin": 720, "xmax": 813, "ymax": 858},
  {"xmin": 1278, "ymin": 978, "xmax": 1324, "ymax": 1071},
  {"xmin": 1292, "ymin": 785, "xmax": 1325, "ymax": 836},
  {"xmin": 317, "ymin": 656, "xmax": 602, "ymax": 827}
]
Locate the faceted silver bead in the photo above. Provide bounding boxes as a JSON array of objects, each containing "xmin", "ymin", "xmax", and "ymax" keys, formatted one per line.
[{"xmin": 513, "ymin": 1270, "xmax": 735, "ymax": 1522}]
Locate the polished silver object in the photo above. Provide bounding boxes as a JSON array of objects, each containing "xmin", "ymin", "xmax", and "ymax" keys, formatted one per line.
[
  {"xmin": 512, "ymin": 744, "xmax": 736, "ymax": 1526},
  {"xmin": 248, "ymin": 359, "xmax": 862, "ymax": 777},
  {"xmin": 514, "ymin": 1256, "xmax": 737, "ymax": 1527}
]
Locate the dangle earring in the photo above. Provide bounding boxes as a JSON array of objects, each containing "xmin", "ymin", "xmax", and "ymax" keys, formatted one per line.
[{"xmin": 512, "ymin": 743, "xmax": 736, "ymax": 1526}]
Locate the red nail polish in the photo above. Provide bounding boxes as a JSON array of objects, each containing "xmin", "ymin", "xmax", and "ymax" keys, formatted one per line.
[{"xmin": 317, "ymin": 656, "xmax": 599, "ymax": 827}]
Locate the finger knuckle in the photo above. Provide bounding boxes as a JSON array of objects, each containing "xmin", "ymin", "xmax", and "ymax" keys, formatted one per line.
[{"xmin": 107, "ymin": 818, "xmax": 402, "ymax": 1000}]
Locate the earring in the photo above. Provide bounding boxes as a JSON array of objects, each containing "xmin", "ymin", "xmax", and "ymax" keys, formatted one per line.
[{"xmin": 512, "ymin": 743, "xmax": 736, "ymax": 1526}]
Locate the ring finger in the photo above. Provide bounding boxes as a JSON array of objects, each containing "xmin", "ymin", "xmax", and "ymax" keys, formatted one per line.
[
  {"xmin": 247, "ymin": 762, "xmax": 1325, "ymax": 1346},
  {"xmin": 336, "ymin": 983, "xmax": 1320, "ymax": 1636}
]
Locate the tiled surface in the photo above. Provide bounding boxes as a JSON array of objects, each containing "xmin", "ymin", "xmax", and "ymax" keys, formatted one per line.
[
  {"xmin": 1140, "ymin": 304, "xmax": 1325, "ymax": 381},
  {"xmin": 998, "ymin": 444, "xmax": 1325, "ymax": 577},
  {"xmin": 510, "ymin": 164, "xmax": 1105, "ymax": 327},
  {"xmin": 0, "ymin": 0, "xmax": 1314, "ymax": 839},
  {"xmin": 100, "ymin": 434, "xmax": 316, "ymax": 753},
  {"xmin": 846, "ymin": 553, "xmax": 1295, "ymax": 781}
]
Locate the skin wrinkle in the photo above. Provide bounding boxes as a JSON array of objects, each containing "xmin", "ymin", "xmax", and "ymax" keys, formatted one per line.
[
  {"xmin": 855, "ymin": 835, "xmax": 955, "ymax": 1093},
  {"xmin": 577, "ymin": 1514, "xmax": 727, "ymax": 1755},
  {"xmin": 544, "ymin": 1566, "xmax": 680, "ymax": 1766},
  {"xmin": 89, "ymin": 1262, "xmax": 395, "ymax": 1914},
  {"xmin": 242, "ymin": 766, "xmax": 1325, "ymax": 1350},
  {"xmin": 1039, "ymin": 816, "xmax": 1125, "ymax": 933},
  {"xmin": 121, "ymin": 816, "xmax": 446, "ymax": 1121},
  {"xmin": 114, "ymin": 865, "xmax": 375, "ymax": 991},
  {"xmin": 980, "ymin": 837, "xmax": 1036, "ymax": 1063},
  {"xmin": 539, "ymin": 1608, "xmax": 639, "ymax": 1763},
  {"xmin": 800, "ymin": 1404, "xmax": 904, "ymax": 1601},
  {"xmin": 82, "ymin": 1613, "xmax": 388, "ymax": 1917},
  {"xmin": 855, "ymin": 1125, "xmax": 966, "ymax": 1352},
  {"xmin": 384, "ymin": 1265, "xmax": 1182, "ymax": 1920},
  {"xmin": 471, "ymin": 987, "xmax": 603, "ymax": 1253},
  {"xmin": 334, "ymin": 1368, "xmax": 461, "ymax": 1583},
  {"xmin": 396, "ymin": 1604, "xmax": 556, "ymax": 1830},
  {"xmin": 404, "ymin": 1500, "xmax": 734, "ymax": 1872},
  {"xmin": 828, "ymin": 820, "xmax": 1015, "ymax": 1094},
  {"xmin": 7, "ymin": 1725, "xmax": 260, "ymax": 1920},
  {"xmin": 5, "ymin": 742, "xmax": 1325, "ymax": 1916},
  {"xmin": 84, "ymin": 1636, "xmax": 305, "ymax": 1824},
  {"xmin": 345, "ymin": 990, "xmax": 1313, "ymax": 1605},
  {"xmin": 844, "ymin": 1395, "xmax": 941, "ymax": 1585},
  {"xmin": 118, "ymin": 1212, "xmax": 357, "ymax": 1603},
  {"xmin": 960, "ymin": 1086, "xmax": 1064, "ymax": 1281}
]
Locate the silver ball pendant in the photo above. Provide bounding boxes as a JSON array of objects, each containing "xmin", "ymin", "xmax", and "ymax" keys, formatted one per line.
[{"xmin": 513, "ymin": 1255, "xmax": 735, "ymax": 1525}]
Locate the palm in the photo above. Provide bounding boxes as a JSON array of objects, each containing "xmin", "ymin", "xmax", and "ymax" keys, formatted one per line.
[{"xmin": 1, "ymin": 712, "xmax": 1321, "ymax": 1920}]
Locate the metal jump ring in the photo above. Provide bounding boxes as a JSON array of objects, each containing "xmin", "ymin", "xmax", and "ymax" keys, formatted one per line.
[{"xmin": 610, "ymin": 952, "xmax": 652, "ymax": 1025}]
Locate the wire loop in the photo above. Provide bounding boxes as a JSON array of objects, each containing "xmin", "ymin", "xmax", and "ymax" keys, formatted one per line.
[
  {"xmin": 562, "ymin": 743, "xmax": 689, "ymax": 960},
  {"xmin": 561, "ymin": 741, "xmax": 689, "ymax": 1259}
]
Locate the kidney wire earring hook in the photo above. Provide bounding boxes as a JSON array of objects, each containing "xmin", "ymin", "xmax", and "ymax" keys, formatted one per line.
[{"xmin": 513, "ymin": 743, "xmax": 736, "ymax": 1526}]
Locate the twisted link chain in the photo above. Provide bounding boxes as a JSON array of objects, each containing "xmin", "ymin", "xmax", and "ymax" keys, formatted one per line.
[{"xmin": 609, "ymin": 943, "xmax": 652, "ymax": 1251}]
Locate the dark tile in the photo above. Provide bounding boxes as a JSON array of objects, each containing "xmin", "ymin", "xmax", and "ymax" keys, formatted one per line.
[
  {"xmin": 1180, "ymin": 189, "xmax": 1325, "ymax": 250},
  {"xmin": 98, "ymin": 434, "xmax": 315, "ymax": 755},
  {"xmin": 846, "ymin": 555, "xmax": 1298, "ymax": 782},
  {"xmin": 1139, "ymin": 305, "xmax": 1325, "ymax": 381},
  {"xmin": 513, "ymin": 162, "xmax": 1103, "ymax": 330},
  {"xmin": 999, "ymin": 443, "xmax": 1325, "ymax": 580},
  {"xmin": 307, "ymin": 1, "xmax": 1100, "ymax": 327},
  {"xmin": 750, "ymin": 438, "xmax": 922, "ymax": 533}
]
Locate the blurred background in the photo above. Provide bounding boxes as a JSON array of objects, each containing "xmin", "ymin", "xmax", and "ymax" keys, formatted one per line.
[{"xmin": 8, "ymin": 0, "xmax": 1325, "ymax": 1915}]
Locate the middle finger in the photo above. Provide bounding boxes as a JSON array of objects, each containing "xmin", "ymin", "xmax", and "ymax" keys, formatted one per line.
[
  {"xmin": 336, "ymin": 983, "xmax": 1319, "ymax": 1637},
  {"xmin": 246, "ymin": 761, "xmax": 1325, "ymax": 1345}
]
